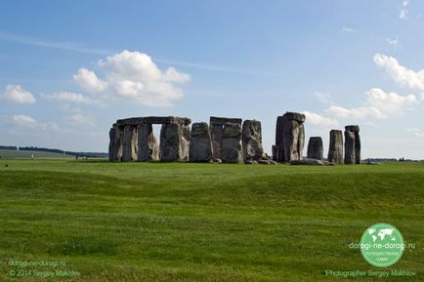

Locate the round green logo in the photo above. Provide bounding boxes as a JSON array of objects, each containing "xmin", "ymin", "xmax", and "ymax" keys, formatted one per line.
[{"xmin": 360, "ymin": 223, "xmax": 404, "ymax": 267}]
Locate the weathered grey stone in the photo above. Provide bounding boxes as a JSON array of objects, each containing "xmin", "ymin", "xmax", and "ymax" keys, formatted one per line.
[
  {"xmin": 355, "ymin": 133, "xmax": 361, "ymax": 164},
  {"xmin": 344, "ymin": 129, "xmax": 356, "ymax": 164},
  {"xmin": 210, "ymin": 116, "xmax": 242, "ymax": 126},
  {"xmin": 210, "ymin": 125, "xmax": 224, "ymax": 159},
  {"xmin": 307, "ymin": 137, "xmax": 323, "ymax": 160},
  {"xmin": 221, "ymin": 123, "xmax": 243, "ymax": 163},
  {"xmin": 189, "ymin": 122, "xmax": 213, "ymax": 162},
  {"xmin": 274, "ymin": 112, "xmax": 306, "ymax": 162},
  {"xmin": 242, "ymin": 120, "xmax": 264, "ymax": 159},
  {"xmin": 108, "ymin": 126, "xmax": 123, "ymax": 162},
  {"xmin": 328, "ymin": 130, "xmax": 343, "ymax": 164},
  {"xmin": 160, "ymin": 123, "xmax": 190, "ymax": 162},
  {"xmin": 344, "ymin": 125, "xmax": 361, "ymax": 164},
  {"xmin": 116, "ymin": 116, "xmax": 191, "ymax": 126},
  {"xmin": 137, "ymin": 124, "xmax": 159, "ymax": 161},
  {"xmin": 122, "ymin": 125, "xmax": 137, "ymax": 161},
  {"xmin": 290, "ymin": 158, "xmax": 325, "ymax": 166}
]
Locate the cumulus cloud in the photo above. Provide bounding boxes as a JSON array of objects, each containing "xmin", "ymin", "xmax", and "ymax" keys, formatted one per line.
[
  {"xmin": 327, "ymin": 88, "xmax": 418, "ymax": 120},
  {"xmin": 302, "ymin": 111, "xmax": 339, "ymax": 128},
  {"xmin": 399, "ymin": 0, "xmax": 409, "ymax": 20},
  {"xmin": 406, "ymin": 127, "xmax": 424, "ymax": 138},
  {"xmin": 43, "ymin": 91, "xmax": 93, "ymax": 104},
  {"xmin": 73, "ymin": 68, "xmax": 108, "ymax": 93},
  {"xmin": 11, "ymin": 114, "xmax": 58, "ymax": 130},
  {"xmin": 67, "ymin": 113, "xmax": 95, "ymax": 126},
  {"xmin": 2, "ymin": 84, "xmax": 36, "ymax": 104},
  {"xmin": 373, "ymin": 53, "xmax": 424, "ymax": 91},
  {"xmin": 72, "ymin": 50, "xmax": 190, "ymax": 107}
]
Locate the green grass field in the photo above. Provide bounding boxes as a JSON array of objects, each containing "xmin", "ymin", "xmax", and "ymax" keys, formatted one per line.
[
  {"xmin": 0, "ymin": 160, "xmax": 423, "ymax": 281},
  {"xmin": 0, "ymin": 149, "xmax": 74, "ymax": 159}
]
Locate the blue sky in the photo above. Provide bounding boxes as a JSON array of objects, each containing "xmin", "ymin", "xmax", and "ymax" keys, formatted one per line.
[{"xmin": 1, "ymin": 0, "xmax": 423, "ymax": 159}]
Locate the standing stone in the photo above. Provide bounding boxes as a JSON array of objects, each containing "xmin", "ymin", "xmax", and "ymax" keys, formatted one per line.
[
  {"xmin": 137, "ymin": 123, "xmax": 159, "ymax": 161},
  {"xmin": 221, "ymin": 123, "xmax": 243, "ymax": 163},
  {"xmin": 209, "ymin": 117, "xmax": 242, "ymax": 160},
  {"xmin": 160, "ymin": 123, "xmax": 190, "ymax": 162},
  {"xmin": 274, "ymin": 112, "xmax": 306, "ymax": 162},
  {"xmin": 210, "ymin": 125, "xmax": 224, "ymax": 160},
  {"xmin": 328, "ymin": 130, "xmax": 343, "ymax": 164},
  {"xmin": 344, "ymin": 125, "xmax": 360, "ymax": 164},
  {"xmin": 180, "ymin": 124, "xmax": 191, "ymax": 161},
  {"xmin": 108, "ymin": 126, "xmax": 122, "ymax": 162},
  {"xmin": 122, "ymin": 125, "xmax": 137, "ymax": 161},
  {"xmin": 189, "ymin": 122, "xmax": 213, "ymax": 162},
  {"xmin": 307, "ymin": 136, "xmax": 323, "ymax": 160},
  {"xmin": 242, "ymin": 120, "xmax": 264, "ymax": 159}
]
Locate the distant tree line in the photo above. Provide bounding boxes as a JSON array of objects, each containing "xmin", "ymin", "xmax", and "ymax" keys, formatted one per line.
[
  {"xmin": 0, "ymin": 145, "xmax": 107, "ymax": 158},
  {"xmin": 0, "ymin": 145, "xmax": 18, "ymax": 150}
]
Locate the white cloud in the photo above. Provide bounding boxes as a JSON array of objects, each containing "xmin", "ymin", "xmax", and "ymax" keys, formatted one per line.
[
  {"xmin": 73, "ymin": 68, "xmax": 108, "ymax": 93},
  {"xmin": 12, "ymin": 114, "xmax": 38, "ymax": 126},
  {"xmin": 314, "ymin": 92, "xmax": 334, "ymax": 105},
  {"xmin": 11, "ymin": 114, "xmax": 58, "ymax": 130},
  {"xmin": 67, "ymin": 113, "xmax": 95, "ymax": 126},
  {"xmin": 405, "ymin": 127, "xmax": 424, "ymax": 138},
  {"xmin": 373, "ymin": 53, "xmax": 424, "ymax": 91},
  {"xmin": 2, "ymin": 84, "xmax": 36, "ymax": 104},
  {"xmin": 385, "ymin": 37, "xmax": 399, "ymax": 47},
  {"xmin": 327, "ymin": 88, "xmax": 418, "ymax": 120},
  {"xmin": 43, "ymin": 91, "xmax": 93, "ymax": 104},
  {"xmin": 302, "ymin": 111, "xmax": 339, "ymax": 128},
  {"xmin": 72, "ymin": 50, "xmax": 190, "ymax": 107},
  {"xmin": 399, "ymin": 0, "xmax": 409, "ymax": 20},
  {"xmin": 366, "ymin": 87, "xmax": 417, "ymax": 114},
  {"xmin": 342, "ymin": 27, "xmax": 357, "ymax": 33}
]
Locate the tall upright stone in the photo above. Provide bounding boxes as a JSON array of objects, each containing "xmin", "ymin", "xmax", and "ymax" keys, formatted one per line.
[
  {"xmin": 221, "ymin": 123, "xmax": 243, "ymax": 163},
  {"xmin": 122, "ymin": 125, "xmax": 137, "ymax": 161},
  {"xmin": 274, "ymin": 112, "xmax": 306, "ymax": 162},
  {"xmin": 344, "ymin": 125, "xmax": 361, "ymax": 164},
  {"xmin": 189, "ymin": 122, "xmax": 213, "ymax": 162},
  {"xmin": 307, "ymin": 136, "xmax": 323, "ymax": 160},
  {"xmin": 209, "ymin": 116, "xmax": 242, "ymax": 160},
  {"xmin": 160, "ymin": 123, "xmax": 191, "ymax": 162},
  {"xmin": 137, "ymin": 123, "xmax": 159, "ymax": 161},
  {"xmin": 328, "ymin": 130, "xmax": 343, "ymax": 164},
  {"xmin": 242, "ymin": 120, "xmax": 264, "ymax": 159},
  {"xmin": 108, "ymin": 126, "xmax": 122, "ymax": 162},
  {"xmin": 210, "ymin": 125, "xmax": 224, "ymax": 159}
]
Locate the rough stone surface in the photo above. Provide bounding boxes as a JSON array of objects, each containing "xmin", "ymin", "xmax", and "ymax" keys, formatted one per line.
[
  {"xmin": 189, "ymin": 122, "xmax": 213, "ymax": 162},
  {"xmin": 328, "ymin": 130, "xmax": 344, "ymax": 164},
  {"xmin": 210, "ymin": 125, "xmax": 224, "ymax": 159},
  {"xmin": 210, "ymin": 116, "xmax": 242, "ymax": 126},
  {"xmin": 160, "ymin": 123, "xmax": 191, "ymax": 162},
  {"xmin": 242, "ymin": 120, "xmax": 264, "ymax": 159},
  {"xmin": 307, "ymin": 136, "xmax": 323, "ymax": 160},
  {"xmin": 344, "ymin": 125, "xmax": 361, "ymax": 164},
  {"xmin": 117, "ymin": 116, "xmax": 191, "ymax": 126},
  {"xmin": 274, "ymin": 112, "xmax": 306, "ymax": 162},
  {"xmin": 137, "ymin": 124, "xmax": 159, "ymax": 161},
  {"xmin": 344, "ymin": 130, "xmax": 356, "ymax": 164},
  {"xmin": 108, "ymin": 127, "xmax": 120, "ymax": 161},
  {"xmin": 221, "ymin": 123, "xmax": 243, "ymax": 163},
  {"xmin": 121, "ymin": 125, "xmax": 137, "ymax": 161}
]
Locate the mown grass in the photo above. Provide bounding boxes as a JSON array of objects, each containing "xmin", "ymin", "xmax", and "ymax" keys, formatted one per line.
[{"xmin": 0, "ymin": 160, "xmax": 423, "ymax": 281}]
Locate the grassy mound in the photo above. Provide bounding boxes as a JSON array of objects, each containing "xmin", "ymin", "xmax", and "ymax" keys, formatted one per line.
[{"xmin": 0, "ymin": 160, "xmax": 423, "ymax": 281}]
